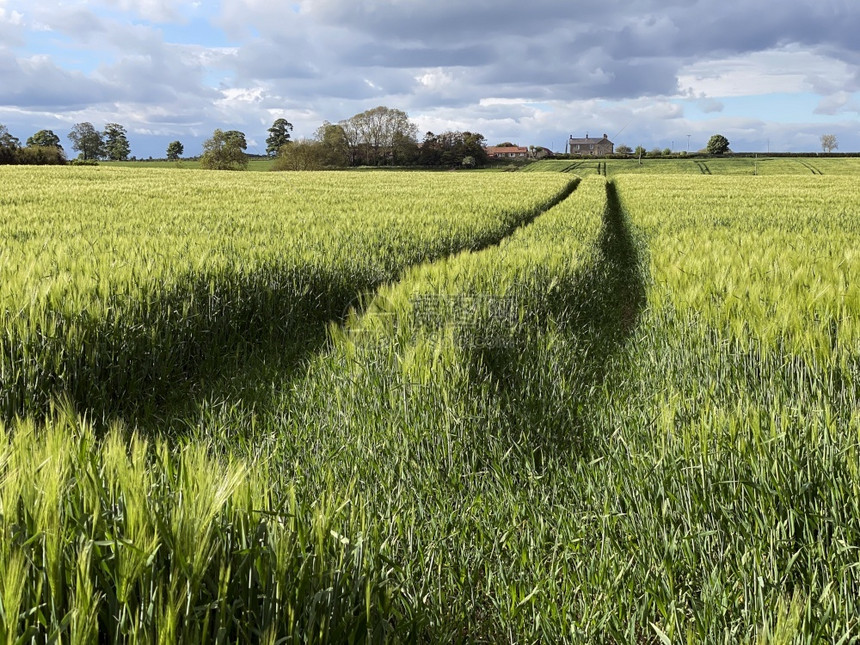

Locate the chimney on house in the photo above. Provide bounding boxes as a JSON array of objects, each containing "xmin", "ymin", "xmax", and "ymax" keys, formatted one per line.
[{"xmin": 603, "ymin": 133, "xmax": 607, "ymax": 139}]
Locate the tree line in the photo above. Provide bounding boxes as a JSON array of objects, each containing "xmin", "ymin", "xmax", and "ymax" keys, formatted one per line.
[
  {"xmin": 208, "ymin": 107, "xmax": 490, "ymax": 171},
  {"xmin": 0, "ymin": 125, "xmax": 67, "ymax": 165},
  {"xmin": 0, "ymin": 122, "xmax": 139, "ymax": 166},
  {"xmin": 1, "ymin": 107, "xmax": 490, "ymax": 170},
  {"xmin": 1, "ymin": 116, "xmax": 845, "ymax": 170}
]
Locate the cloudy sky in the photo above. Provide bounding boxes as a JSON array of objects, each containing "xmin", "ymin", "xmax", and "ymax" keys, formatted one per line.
[{"xmin": 1, "ymin": 0, "xmax": 858, "ymax": 158}]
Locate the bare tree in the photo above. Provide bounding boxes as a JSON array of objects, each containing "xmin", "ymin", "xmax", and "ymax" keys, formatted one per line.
[{"xmin": 820, "ymin": 134, "xmax": 838, "ymax": 153}]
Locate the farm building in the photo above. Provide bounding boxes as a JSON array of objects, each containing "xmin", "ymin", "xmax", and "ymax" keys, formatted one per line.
[
  {"xmin": 485, "ymin": 145, "xmax": 529, "ymax": 159},
  {"xmin": 568, "ymin": 133, "xmax": 614, "ymax": 156}
]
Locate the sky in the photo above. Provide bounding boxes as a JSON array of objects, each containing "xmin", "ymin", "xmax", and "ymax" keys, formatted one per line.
[{"xmin": 1, "ymin": 0, "xmax": 858, "ymax": 158}]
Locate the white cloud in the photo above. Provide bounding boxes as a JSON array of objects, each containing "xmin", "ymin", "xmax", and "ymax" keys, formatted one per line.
[
  {"xmin": 0, "ymin": 6, "xmax": 25, "ymax": 46},
  {"xmin": 677, "ymin": 46, "xmax": 856, "ymax": 98},
  {"xmin": 416, "ymin": 69, "xmax": 453, "ymax": 92},
  {"xmin": 218, "ymin": 87, "xmax": 266, "ymax": 105},
  {"xmin": 814, "ymin": 91, "xmax": 860, "ymax": 115},
  {"xmin": 0, "ymin": 7, "xmax": 23, "ymax": 25}
]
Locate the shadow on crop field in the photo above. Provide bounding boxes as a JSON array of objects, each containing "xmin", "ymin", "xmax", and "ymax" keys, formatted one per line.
[
  {"xmin": 0, "ymin": 265, "xmax": 369, "ymax": 432},
  {"xmin": 127, "ymin": 179, "xmax": 581, "ymax": 435},
  {"xmin": 469, "ymin": 181, "xmax": 647, "ymax": 462},
  {"xmin": 1, "ymin": 180, "xmax": 583, "ymax": 434}
]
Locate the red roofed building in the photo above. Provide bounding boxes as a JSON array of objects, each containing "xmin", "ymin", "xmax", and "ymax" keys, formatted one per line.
[{"xmin": 485, "ymin": 145, "xmax": 529, "ymax": 159}]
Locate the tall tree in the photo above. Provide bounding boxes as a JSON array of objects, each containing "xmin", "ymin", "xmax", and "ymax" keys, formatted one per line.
[
  {"xmin": 706, "ymin": 134, "xmax": 730, "ymax": 155},
  {"xmin": 461, "ymin": 132, "xmax": 489, "ymax": 167},
  {"xmin": 166, "ymin": 140, "xmax": 184, "ymax": 161},
  {"xmin": 820, "ymin": 134, "xmax": 838, "ymax": 153},
  {"xmin": 103, "ymin": 123, "xmax": 131, "ymax": 161},
  {"xmin": 68, "ymin": 122, "xmax": 104, "ymax": 160},
  {"xmin": 200, "ymin": 129, "xmax": 248, "ymax": 170},
  {"xmin": 266, "ymin": 118, "xmax": 293, "ymax": 156},
  {"xmin": 339, "ymin": 106, "xmax": 418, "ymax": 166},
  {"xmin": 27, "ymin": 129, "xmax": 62, "ymax": 150},
  {"xmin": 313, "ymin": 122, "xmax": 350, "ymax": 168},
  {"xmin": 391, "ymin": 131, "xmax": 420, "ymax": 165},
  {"xmin": 223, "ymin": 130, "xmax": 248, "ymax": 150}
]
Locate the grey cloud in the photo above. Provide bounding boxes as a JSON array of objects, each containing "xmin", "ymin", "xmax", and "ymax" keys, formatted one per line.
[
  {"xmin": 5, "ymin": 0, "xmax": 860, "ymax": 156},
  {"xmin": 97, "ymin": 52, "xmax": 220, "ymax": 104},
  {"xmin": 471, "ymin": 48, "xmax": 679, "ymax": 101},
  {"xmin": 0, "ymin": 52, "xmax": 114, "ymax": 109},
  {"xmin": 232, "ymin": 41, "xmax": 321, "ymax": 81},
  {"xmin": 342, "ymin": 43, "xmax": 495, "ymax": 69},
  {"xmin": 305, "ymin": 0, "xmax": 613, "ymax": 45},
  {"xmin": 306, "ymin": 0, "xmax": 860, "ymax": 58},
  {"xmin": 220, "ymin": 0, "xmax": 860, "ymax": 118},
  {"xmin": 140, "ymin": 111, "xmax": 207, "ymax": 126},
  {"xmin": 32, "ymin": 7, "xmax": 108, "ymax": 41}
]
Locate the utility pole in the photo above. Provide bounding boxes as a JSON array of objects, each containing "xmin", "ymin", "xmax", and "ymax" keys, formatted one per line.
[{"xmin": 687, "ymin": 134, "xmax": 691, "ymax": 153}]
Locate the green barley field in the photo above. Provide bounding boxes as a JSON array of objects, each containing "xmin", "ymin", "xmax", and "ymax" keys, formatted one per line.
[{"xmin": 0, "ymin": 161, "xmax": 858, "ymax": 642}]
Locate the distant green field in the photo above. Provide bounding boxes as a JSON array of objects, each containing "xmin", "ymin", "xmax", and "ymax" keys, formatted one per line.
[
  {"xmin": 102, "ymin": 158, "xmax": 276, "ymax": 171},
  {"xmin": 523, "ymin": 156, "xmax": 860, "ymax": 176},
  {"xmin": 101, "ymin": 156, "xmax": 860, "ymax": 176}
]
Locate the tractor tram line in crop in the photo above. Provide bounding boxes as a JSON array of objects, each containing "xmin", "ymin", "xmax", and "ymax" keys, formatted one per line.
[
  {"xmin": 150, "ymin": 177, "xmax": 583, "ymax": 432},
  {"xmin": 154, "ymin": 175, "xmax": 582, "ymax": 430}
]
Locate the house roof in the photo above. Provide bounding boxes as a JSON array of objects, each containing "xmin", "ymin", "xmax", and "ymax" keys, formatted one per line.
[
  {"xmin": 569, "ymin": 134, "xmax": 612, "ymax": 145},
  {"xmin": 486, "ymin": 146, "xmax": 529, "ymax": 155}
]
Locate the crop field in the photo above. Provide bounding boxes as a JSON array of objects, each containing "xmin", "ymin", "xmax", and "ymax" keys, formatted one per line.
[
  {"xmin": 101, "ymin": 158, "xmax": 278, "ymax": 171},
  {"xmin": 0, "ymin": 164, "xmax": 858, "ymax": 642}
]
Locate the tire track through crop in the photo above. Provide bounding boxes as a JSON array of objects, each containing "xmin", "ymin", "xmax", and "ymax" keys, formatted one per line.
[
  {"xmin": 149, "ymin": 178, "xmax": 581, "ymax": 430},
  {"xmin": 287, "ymin": 178, "xmax": 644, "ymax": 462},
  {"xmin": 148, "ymin": 177, "xmax": 644, "ymax": 636},
  {"xmin": 797, "ymin": 159, "xmax": 823, "ymax": 174},
  {"xmin": 471, "ymin": 180, "xmax": 646, "ymax": 456}
]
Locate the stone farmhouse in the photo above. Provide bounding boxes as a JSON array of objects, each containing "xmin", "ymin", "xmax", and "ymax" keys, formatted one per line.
[{"xmin": 568, "ymin": 133, "xmax": 614, "ymax": 156}]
